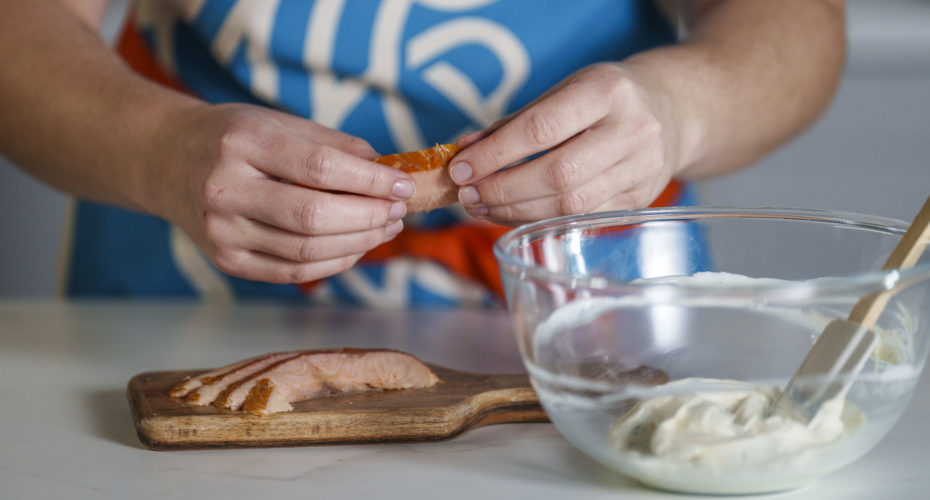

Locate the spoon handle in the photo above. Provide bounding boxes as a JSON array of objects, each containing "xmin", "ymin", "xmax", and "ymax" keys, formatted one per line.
[
  {"xmin": 848, "ymin": 195, "xmax": 930, "ymax": 328},
  {"xmin": 770, "ymin": 195, "xmax": 930, "ymax": 420},
  {"xmin": 882, "ymin": 195, "xmax": 930, "ymax": 271}
]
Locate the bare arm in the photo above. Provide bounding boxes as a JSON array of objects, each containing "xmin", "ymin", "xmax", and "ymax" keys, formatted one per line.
[
  {"xmin": 0, "ymin": 0, "xmax": 414, "ymax": 284},
  {"xmin": 452, "ymin": 0, "xmax": 846, "ymax": 222},
  {"xmin": 0, "ymin": 0, "xmax": 189, "ymax": 213},
  {"xmin": 645, "ymin": 0, "xmax": 847, "ymax": 178}
]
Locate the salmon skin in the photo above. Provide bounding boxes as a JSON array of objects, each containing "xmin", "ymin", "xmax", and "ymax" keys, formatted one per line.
[{"xmin": 169, "ymin": 349, "xmax": 441, "ymax": 416}]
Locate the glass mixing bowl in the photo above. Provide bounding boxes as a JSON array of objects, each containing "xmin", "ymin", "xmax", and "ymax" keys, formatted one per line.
[{"xmin": 494, "ymin": 207, "xmax": 930, "ymax": 494}]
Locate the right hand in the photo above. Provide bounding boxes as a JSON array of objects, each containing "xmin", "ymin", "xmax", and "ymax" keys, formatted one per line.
[{"xmin": 147, "ymin": 102, "xmax": 415, "ymax": 284}]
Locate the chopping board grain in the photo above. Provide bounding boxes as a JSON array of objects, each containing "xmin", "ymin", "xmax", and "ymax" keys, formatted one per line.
[{"xmin": 127, "ymin": 365, "xmax": 548, "ymax": 450}]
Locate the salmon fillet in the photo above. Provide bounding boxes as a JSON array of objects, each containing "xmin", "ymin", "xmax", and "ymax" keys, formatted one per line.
[{"xmin": 170, "ymin": 349, "xmax": 441, "ymax": 416}]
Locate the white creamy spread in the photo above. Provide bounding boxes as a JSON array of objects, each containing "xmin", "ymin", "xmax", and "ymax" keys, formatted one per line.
[{"xmin": 608, "ymin": 378, "xmax": 864, "ymax": 487}]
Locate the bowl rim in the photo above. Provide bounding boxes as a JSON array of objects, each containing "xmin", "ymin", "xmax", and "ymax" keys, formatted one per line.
[{"xmin": 492, "ymin": 206, "xmax": 930, "ymax": 299}]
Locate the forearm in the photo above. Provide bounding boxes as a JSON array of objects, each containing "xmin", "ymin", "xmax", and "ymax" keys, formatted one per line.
[
  {"xmin": 0, "ymin": 0, "xmax": 204, "ymax": 215},
  {"xmin": 629, "ymin": 0, "xmax": 846, "ymax": 178}
]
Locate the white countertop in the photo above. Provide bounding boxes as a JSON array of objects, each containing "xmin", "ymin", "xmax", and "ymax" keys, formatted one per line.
[{"xmin": 2, "ymin": 300, "xmax": 929, "ymax": 499}]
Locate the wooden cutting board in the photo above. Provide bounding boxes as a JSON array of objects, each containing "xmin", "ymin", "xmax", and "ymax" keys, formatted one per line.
[{"xmin": 127, "ymin": 365, "xmax": 548, "ymax": 450}]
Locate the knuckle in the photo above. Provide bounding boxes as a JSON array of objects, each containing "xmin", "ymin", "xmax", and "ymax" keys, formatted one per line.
[
  {"xmin": 606, "ymin": 73, "xmax": 635, "ymax": 100},
  {"xmin": 524, "ymin": 111, "xmax": 558, "ymax": 147},
  {"xmin": 547, "ymin": 156, "xmax": 582, "ymax": 190},
  {"xmin": 293, "ymin": 198, "xmax": 324, "ymax": 233},
  {"xmin": 489, "ymin": 202, "xmax": 536, "ymax": 225},
  {"xmin": 287, "ymin": 265, "xmax": 313, "ymax": 284},
  {"xmin": 557, "ymin": 190, "xmax": 590, "ymax": 216},
  {"xmin": 212, "ymin": 249, "xmax": 245, "ymax": 277},
  {"xmin": 582, "ymin": 63, "xmax": 614, "ymax": 84},
  {"xmin": 496, "ymin": 203, "xmax": 519, "ymax": 223},
  {"xmin": 342, "ymin": 252, "xmax": 365, "ymax": 270},
  {"xmin": 488, "ymin": 144, "xmax": 511, "ymax": 170},
  {"xmin": 201, "ymin": 175, "xmax": 228, "ymax": 211},
  {"xmin": 619, "ymin": 189, "xmax": 650, "ymax": 209},
  {"xmin": 216, "ymin": 118, "xmax": 253, "ymax": 158},
  {"xmin": 477, "ymin": 136, "xmax": 510, "ymax": 171},
  {"xmin": 363, "ymin": 167, "xmax": 382, "ymax": 196},
  {"xmin": 345, "ymin": 136, "xmax": 372, "ymax": 156},
  {"xmin": 201, "ymin": 215, "xmax": 224, "ymax": 245},
  {"xmin": 286, "ymin": 254, "xmax": 359, "ymax": 284},
  {"xmin": 303, "ymin": 147, "xmax": 336, "ymax": 186},
  {"xmin": 296, "ymin": 237, "xmax": 319, "ymax": 262},
  {"xmin": 489, "ymin": 180, "xmax": 509, "ymax": 206},
  {"xmin": 591, "ymin": 62, "xmax": 614, "ymax": 75}
]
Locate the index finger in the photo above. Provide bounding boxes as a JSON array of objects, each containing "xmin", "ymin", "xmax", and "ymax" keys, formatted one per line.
[
  {"xmin": 448, "ymin": 82, "xmax": 607, "ymax": 185},
  {"xmin": 253, "ymin": 136, "xmax": 415, "ymax": 201},
  {"xmin": 271, "ymin": 113, "xmax": 379, "ymax": 160}
]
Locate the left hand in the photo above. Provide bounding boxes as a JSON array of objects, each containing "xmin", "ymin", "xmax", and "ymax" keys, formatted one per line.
[{"xmin": 449, "ymin": 62, "xmax": 682, "ymax": 225}]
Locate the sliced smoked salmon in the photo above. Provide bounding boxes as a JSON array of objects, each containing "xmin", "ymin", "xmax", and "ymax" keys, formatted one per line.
[
  {"xmin": 185, "ymin": 352, "xmax": 302, "ymax": 406},
  {"xmin": 168, "ymin": 353, "xmax": 264, "ymax": 398},
  {"xmin": 374, "ymin": 144, "xmax": 462, "ymax": 213},
  {"xmin": 169, "ymin": 349, "xmax": 441, "ymax": 416}
]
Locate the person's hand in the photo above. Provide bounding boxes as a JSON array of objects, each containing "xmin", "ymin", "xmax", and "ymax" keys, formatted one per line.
[
  {"xmin": 147, "ymin": 102, "xmax": 415, "ymax": 284},
  {"xmin": 449, "ymin": 62, "xmax": 683, "ymax": 225}
]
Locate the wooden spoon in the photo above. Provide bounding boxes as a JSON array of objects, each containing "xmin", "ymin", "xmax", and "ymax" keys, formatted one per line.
[{"xmin": 769, "ymin": 195, "xmax": 930, "ymax": 421}]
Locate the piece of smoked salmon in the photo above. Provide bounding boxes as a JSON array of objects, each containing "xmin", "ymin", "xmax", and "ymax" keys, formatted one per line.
[
  {"xmin": 374, "ymin": 144, "xmax": 462, "ymax": 213},
  {"xmin": 185, "ymin": 352, "xmax": 302, "ymax": 406},
  {"xmin": 168, "ymin": 353, "xmax": 266, "ymax": 398},
  {"xmin": 169, "ymin": 349, "xmax": 441, "ymax": 416}
]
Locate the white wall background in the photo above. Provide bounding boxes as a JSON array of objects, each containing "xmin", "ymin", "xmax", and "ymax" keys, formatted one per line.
[{"xmin": 1, "ymin": 0, "xmax": 928, "ymax": 296}]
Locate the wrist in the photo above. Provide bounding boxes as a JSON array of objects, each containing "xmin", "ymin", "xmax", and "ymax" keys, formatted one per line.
[
  {"xmin": 620, "ymin": 46, "xmax": 713, "ymax": 178},
  {"xmin": 127, "ymin": 87, "xmax": 208, "ymax": 223}
]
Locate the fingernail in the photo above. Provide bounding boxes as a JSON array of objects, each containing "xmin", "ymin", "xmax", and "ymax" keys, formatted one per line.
[
  {"xmin": 449, "ymin": 161, "xmax": 473, "ymax": 184},
  {"xmin": 466, "ymin": 205, "xmax": 489, "ymax": 217},
  {"xmin": 459, "ymin": 186, "xmax": 481, "ymax": 205},
  {"xmin": 389, "ymin": 201, "xmax": 406, "ymax": 221},
  {"xmin": 392, "ymin": 179, "xmax": 415, "ymax": 199},
  {"xmin": 385, "ymin": 219, "xmax": 404, "ymax": 239}
]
